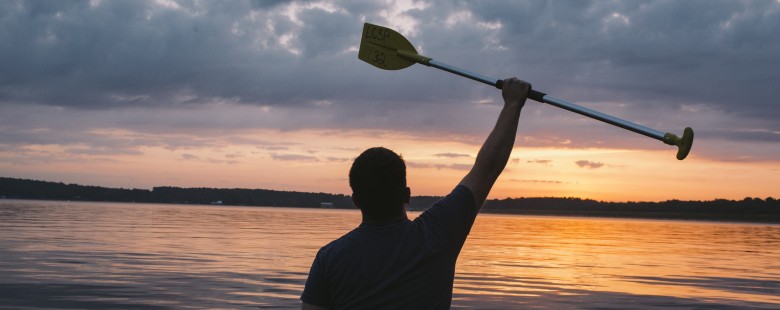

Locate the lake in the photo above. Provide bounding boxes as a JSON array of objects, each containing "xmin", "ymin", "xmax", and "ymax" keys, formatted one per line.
[{"xmin": 1, "ymin": 199, "xmax": 779, "ymax": 309}]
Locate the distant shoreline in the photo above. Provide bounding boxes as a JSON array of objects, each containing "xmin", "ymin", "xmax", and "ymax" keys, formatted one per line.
[
  {"xmin": 479, "ymin": 208, "xmax": 780, "ymax": 224},
  {"xmin": 2, "ymin": 176, "xmax": 779, "ymax": 224},
  {"xmin": 3, "ymin": 196, "xmax": 780, "ymax": 225}
]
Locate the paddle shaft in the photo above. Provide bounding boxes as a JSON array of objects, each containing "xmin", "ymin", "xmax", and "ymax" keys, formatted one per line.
[{"xmin": 428, "ymin": 60, "xmax": 666, "ymax": 141}]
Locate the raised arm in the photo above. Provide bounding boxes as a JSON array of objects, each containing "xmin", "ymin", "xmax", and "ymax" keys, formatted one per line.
[{"xmin": 459, "ymin": 77, "xmax": 530, "ymax": 209}]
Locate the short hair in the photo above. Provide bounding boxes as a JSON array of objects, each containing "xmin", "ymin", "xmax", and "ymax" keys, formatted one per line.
[{"xmin": 349, "ymin": 147, "xmax": 407, "ymax": 220}]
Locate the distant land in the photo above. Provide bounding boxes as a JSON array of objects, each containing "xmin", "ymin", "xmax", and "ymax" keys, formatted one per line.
[{"xmin": 1, "ymin": 177, "xmax": 779, "ymax": 223}]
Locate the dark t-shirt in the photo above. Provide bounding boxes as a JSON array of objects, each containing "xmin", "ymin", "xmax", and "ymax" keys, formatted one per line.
[{"xmin": 300, "ymin": 185, "xmax": 477, "ymax": 309}]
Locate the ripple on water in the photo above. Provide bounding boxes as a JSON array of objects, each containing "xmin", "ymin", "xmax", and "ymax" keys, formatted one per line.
[{"xmin": 1, "ymin": 200, "xmax": 779, "ymax": 309}]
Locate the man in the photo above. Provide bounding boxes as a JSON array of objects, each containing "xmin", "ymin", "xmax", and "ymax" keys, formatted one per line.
[{"xmin": 301, "ymin": 78, "xmax": 531, "ymax": 309}]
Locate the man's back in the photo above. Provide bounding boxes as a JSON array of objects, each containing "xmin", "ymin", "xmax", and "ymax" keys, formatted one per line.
[{"xmin": 301, "ymin": 185, "xmax": 476, "ymax": 310}]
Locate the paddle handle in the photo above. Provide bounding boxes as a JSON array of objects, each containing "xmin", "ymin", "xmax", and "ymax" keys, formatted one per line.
[
  {"xmin": 430, "ymin": 59, "xmax": 667, "ymax": 140},
  {"xmin": 426, "ymin": 59, "xmax": 693, "ymax": 160},
  {"xmin": 493, "ymin": 77, "xmax": 666, "ymax": 141}
]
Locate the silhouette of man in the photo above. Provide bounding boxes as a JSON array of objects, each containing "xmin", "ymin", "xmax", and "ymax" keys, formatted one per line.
[{"xmin": 301, "ymin": 78, "xmax": 531, "ymax": 309}]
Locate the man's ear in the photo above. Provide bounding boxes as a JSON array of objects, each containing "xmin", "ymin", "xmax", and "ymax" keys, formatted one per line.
[{"xmin": 403, "ymin": 187, "xmax": 411, "ymax": 204}]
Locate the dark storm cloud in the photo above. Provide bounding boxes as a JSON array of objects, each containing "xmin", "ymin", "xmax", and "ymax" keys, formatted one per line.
[
  {"xmin": 3, "ymin": 0, "xmax": 770, "ymax": 113},
  {"xmin": 0, "ymin": 0, "xmax": 364, "ymax": 108},
  {"xmin": 1, "ymin": 0, "xmax": 779, "ymax": 161},
  {"xmin": 461, "ymin": 1, "xmax": 780, "ymax": 118}
]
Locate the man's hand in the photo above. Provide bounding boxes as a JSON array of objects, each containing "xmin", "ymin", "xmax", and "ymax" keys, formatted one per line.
[{"xmin": 501, "ymin": 77, "xmax": 531, "ymax": 108}]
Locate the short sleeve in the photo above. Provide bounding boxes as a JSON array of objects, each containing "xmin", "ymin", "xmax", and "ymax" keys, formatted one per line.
[
  {"xmin": 300, "ymin": 250, "xmax": 330, "ymax": 307},
  {"xmin": 415, "ymin": 185, "xmax": 477, "ymax": 251}
]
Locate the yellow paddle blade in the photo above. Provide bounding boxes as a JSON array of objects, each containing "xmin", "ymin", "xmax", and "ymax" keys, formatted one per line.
[{"xmin": 358, "ymin": 23, "xmax": 419, "ymax": 70}]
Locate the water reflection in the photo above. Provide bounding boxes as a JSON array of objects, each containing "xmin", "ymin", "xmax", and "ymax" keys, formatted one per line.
[
  {"xmin": 1, "ymin": 200, "xmax": 779, "ymax": 309},
  {"xmin": 459, "ymin": 215, "xmax": 780, "ymax": 308}
]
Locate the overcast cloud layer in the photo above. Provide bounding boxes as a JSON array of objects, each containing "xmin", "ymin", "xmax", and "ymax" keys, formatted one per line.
[{"xmin": 2, "ymin": 0, "xmax": 779, "ymax": 162}]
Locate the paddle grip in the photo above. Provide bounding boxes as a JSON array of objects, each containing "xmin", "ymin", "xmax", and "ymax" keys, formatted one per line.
[{"xmin": 495, "ymin": 80, "xmax": 546, "ymax": 102}]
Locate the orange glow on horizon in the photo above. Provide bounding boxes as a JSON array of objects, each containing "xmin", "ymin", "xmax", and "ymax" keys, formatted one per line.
[{"xmin": 1, "ymin": 129, "xmax": 778, "ymax": 202}]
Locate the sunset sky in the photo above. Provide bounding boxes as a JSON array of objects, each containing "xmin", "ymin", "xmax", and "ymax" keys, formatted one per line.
[{"xmin": 1, "ymin": 0, "xmax": 779, "ymax": 202}]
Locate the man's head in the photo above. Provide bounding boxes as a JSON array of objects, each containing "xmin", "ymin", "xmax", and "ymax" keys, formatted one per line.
[{"xmin": 349, "ymin": 147, "xmax": 410, "ymax": 221}]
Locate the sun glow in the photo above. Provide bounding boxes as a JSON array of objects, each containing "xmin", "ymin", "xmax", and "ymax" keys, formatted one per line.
[{"xmin": 3, "ymin": 127, "xmax": 778, "ymax": 202}]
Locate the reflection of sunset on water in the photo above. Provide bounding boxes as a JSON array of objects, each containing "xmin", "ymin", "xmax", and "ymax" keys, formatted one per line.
[
  {"xmin": 457, "ymin": 214, "xmax": 780, "ymax": 306},
  {"xmin": 3, "ymin": 201, "xmax": 777, "ymax": 308}
]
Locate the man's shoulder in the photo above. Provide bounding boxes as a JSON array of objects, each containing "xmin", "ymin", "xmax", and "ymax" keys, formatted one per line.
[
  {"xmin": 317, "ymin": 226, "xmax": 369, "ymax": 259},
  {"xmin": 412, "ymin": 185, "xmax": 478, "ymax": 250},
  {"xmin": 416, "ymin": 185, "xmax": 476, "ymax": 220},
  {"xmin": 440, "ymin": 185, "xmax": 475, "ymax": 206}
]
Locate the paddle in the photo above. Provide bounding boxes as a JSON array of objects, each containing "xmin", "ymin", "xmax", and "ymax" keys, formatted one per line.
[{"xmin": 358, "ymin": 23, "xmax": 694, "ymax": 160}]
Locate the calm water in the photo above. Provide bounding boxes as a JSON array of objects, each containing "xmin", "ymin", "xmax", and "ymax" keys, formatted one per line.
[{"xmin": 1, "ymin": 200, "xmax": 779, "ymax": 309}]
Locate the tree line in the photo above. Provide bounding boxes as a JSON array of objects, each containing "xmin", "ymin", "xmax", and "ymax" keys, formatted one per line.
[
  {"xmin": 0, "ymin": 177, "xmax": 352, "ymax": 209},
  {"xmin": 480, "ymin": 196, "xmax": 780, "ymax": 222},
  {"xmin": 2, "ymin": 177, "xmax": 778, "ymax": 222}
]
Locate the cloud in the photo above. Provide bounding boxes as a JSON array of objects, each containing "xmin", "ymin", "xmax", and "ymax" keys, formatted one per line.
[
  {"xmin": 325, "ymin": 157, "xmax": 351, "ymax": 163},
  {"xmin": 261, "ymin": 146, "xmax": 291, "ymax": 151},
  {"xmin": 5, "ymin": 1, "xmax": 776, "ymax": 116},
  {"xmin": 510, "ymin": 179, "xmax": 565, "ymax": 184},
  {"xmin": 511, "ymin": 159, "xmax": 553, "ymax": 166},
  {"xmin": 65, "ymin": 146, "xmax": 144, "ymax": 156},
  {"xmin": 1, "ymin": 0, "xmax": 779, "ymax": 163},
  {"xmin": 434, "ymin": 152, "xmax": 470, "ymax": 158},
  {"xmin": 466, "ymin": 1, "xmax": 779, "ymax": 111},
  {"xmin": 575, "ymin": 160, "xmax": 605, "ymax": 169},
  {"xmin": 407, "ymin": 162, "xmax": 471, "ymax": 171},
  {"xmin": 206, "ymin": 158, "xmax": 240, "ymax": 165},
  {"xmin": 271, "ymin": 153, "xmax": 319, "ymax": 162},
  {"xmin": 0, "ymin": 1, "xmax": 364, "ymax": 109},
  {"xmin": 181, "ymin": 153, "xmax": 239, "ymax": 164}
]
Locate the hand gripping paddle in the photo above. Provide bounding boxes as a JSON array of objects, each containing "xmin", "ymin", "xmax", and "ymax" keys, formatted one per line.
[{"xmin": 358, "ymin": 23, "xmax": 694, "ymax": 160}]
